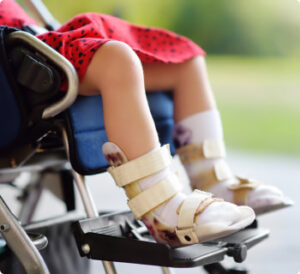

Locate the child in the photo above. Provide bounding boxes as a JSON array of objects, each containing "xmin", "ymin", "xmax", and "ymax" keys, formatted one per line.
[{"xmin": 0, "ymin": 0, "xmax": 290, "ymax": 246}]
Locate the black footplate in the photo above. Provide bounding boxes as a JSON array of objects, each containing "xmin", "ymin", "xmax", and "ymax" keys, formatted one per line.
[{"xmin": 72, "ymin": 211, "xmax": 269, "ymax": 268}]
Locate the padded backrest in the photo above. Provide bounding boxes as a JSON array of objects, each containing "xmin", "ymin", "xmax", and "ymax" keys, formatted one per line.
[
  {"xmin": 66, "ymin": 92, "xmax": 175, "ymax": 175},
  {"xmin": 0, "ymin": 64, "xmax": 21, "ymax": 151}
]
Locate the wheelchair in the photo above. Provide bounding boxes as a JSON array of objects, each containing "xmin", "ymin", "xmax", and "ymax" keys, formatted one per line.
[{"xmin": 0, "ymin": 1, "xmax": 269, "ymax": 273}]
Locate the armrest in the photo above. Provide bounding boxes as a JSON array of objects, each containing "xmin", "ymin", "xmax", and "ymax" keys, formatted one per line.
[{"xmin": 8, "ymin": 31, "xmax": 78, "ymax": 119}]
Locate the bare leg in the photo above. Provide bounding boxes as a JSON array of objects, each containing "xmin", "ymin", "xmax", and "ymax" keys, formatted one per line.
[
  {"xmin": 143, "ymin": 56, "xmax": 216, "ymax": 122},
  {"xmin": 79, "ymin": 41, "xmax": 160, "ymax": 160}
]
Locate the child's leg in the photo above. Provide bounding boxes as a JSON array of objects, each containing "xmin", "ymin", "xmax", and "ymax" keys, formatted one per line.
[
  {"xmin": 143, "ymin": 56, "xmax": 215, "ymax": 122},
  {"xmin": 78, "ymin": 43, "xmax": 254, "ymax": 246},
  {"xmin": 79, "ymin": 41, "xmax": 160, "ymax": 160},
  {"xmin": 143, "ymin": 56, "xmax": 290, "ymax": 215}
]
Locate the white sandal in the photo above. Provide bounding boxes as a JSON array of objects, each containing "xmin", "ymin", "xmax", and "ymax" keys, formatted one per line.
[
  {"xmin": 103, "ymin": 142, "xmax": 255, "ymax": 247},
  {"xmin": 177, "ymin": 139, "xmax": 293, "ymax": 216}
]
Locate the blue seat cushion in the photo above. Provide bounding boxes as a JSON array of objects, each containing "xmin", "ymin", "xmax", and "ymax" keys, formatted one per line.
[
  {"xmin": 0, "ymin": 65, "xmax": 21, "ymax": 151},
  {"xmin": 66, "ymin": 92, "xmax": 175, "ymax": 175},
  {"xmin": 0, "ymin": 27, "xmax": 28, "ymax": 153}
]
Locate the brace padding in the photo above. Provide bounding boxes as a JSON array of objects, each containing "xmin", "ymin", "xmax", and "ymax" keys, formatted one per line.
[
  {"xmin": 176, "ymin": 190, "xmax": 213, "ymax": 245},
  {"xmin": 108, "ymin": 145, "xmax": 172, "ymax": 187},
  {"xmin": 177, "ymin": 139, "xmax": 226, "ymax": 165},
  {"xmin": 128, "ymin": 173, "xmax": 182, "ymax": 219}
]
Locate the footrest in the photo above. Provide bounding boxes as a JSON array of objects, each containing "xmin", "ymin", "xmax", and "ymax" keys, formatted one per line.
[{"xmin": 72, "ymin": 211, "xmax": 269, "ymax": 268}]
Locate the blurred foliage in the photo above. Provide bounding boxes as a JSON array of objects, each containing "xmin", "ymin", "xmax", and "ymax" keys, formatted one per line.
[
  {"xmin": 39, "ymin": 0, "xmax": 300, "ymax": 56},
  {"xmin": 207, "ymin": 56, "xmax": 300, "ymax": 154},
  {"xmin": 20, "ymin": 0, "xmax": 300, "ymax": 154}
]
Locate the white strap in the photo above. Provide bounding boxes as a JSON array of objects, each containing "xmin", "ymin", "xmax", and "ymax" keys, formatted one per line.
[
  {"xmin": 176, "ymin": 190, "xmax": 212, "ymax": 245},
  {"xmin": 128, "ymin": 173, "xmax": 182, "ymax": 219},
  {"xmin": 214, "ymin": 160, "xmax": 232, "ymax": 181},
  {"xmin": 203, "ymin": 139, "xmax": 226, "ymax": 159},
  {"xmin": 108, "ymin": 145, "xmax": 172, "ymax": 187}
]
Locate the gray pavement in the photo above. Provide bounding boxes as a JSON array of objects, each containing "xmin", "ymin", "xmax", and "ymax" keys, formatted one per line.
[{"xmin": 1, "ymin": 151, "xmax": 300, "ymax": 273}]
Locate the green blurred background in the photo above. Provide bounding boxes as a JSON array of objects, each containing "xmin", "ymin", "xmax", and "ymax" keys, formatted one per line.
[{"xmin": 26, "ymin": 0, "xmax": 300, "ymax": 154}]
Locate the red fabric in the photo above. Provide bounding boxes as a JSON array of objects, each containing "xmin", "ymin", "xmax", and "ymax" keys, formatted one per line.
[
  {"xmin": 0, "ymin": 0, "xmax": 38, "ymax": 27},
  {"xmin": 0, "ymin": 0, "xmax": 205, "ymax": 83}
]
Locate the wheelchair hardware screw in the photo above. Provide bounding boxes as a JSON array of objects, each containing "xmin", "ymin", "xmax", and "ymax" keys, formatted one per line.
[
  {"xmin": 227, "ymin": 244, "xmax": 247, "ymax": 263},
  {"xmin": 0, "ymin": 224, "xmax": 10, "ymax": 232},
  {"xmin": 81, "ymin": 244, "xmax": 90, "ymax": 255}
]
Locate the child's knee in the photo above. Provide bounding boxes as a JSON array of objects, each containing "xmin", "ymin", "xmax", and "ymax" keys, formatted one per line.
[
  {"xmin": 101, "ymin": 41, "xmax": 142, "ymax": 75},
  {"xmin": 80, "ymin": 41, "xmax": 143, "ymax": 94}
]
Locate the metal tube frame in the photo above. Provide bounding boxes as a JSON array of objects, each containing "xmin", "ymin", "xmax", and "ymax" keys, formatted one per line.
[
  {"xmin": 62, "ymin": 128, "xmax": 117, "ymax": 274},
  {"xmin": 0, "ymin": 196, "xmax": 50, "ymax": 274},
  {"xmin": 23, "ymin": 0, "xmax": 61, "ymax": 29},
  {"xmin": 7, "ymin": 31, "xmax": 79, "ymax": 119}
]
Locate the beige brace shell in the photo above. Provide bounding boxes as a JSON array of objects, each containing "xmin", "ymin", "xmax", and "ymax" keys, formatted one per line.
[
  {"xmin": 175, "ymin": 190, "xmax": 221, "ymax": 245},
  {"xmin": 107, "ymin": 144, "xmax": 222, "ymax": 245},
  {"xmin": 177, "ymin": 139, "xmax": 260, "ymax": 206},
  {"xmin": 108, "ymin": 145, "xmax": 182, "ymax": 219}
]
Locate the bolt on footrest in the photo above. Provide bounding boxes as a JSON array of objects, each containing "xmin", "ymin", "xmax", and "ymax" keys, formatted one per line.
[{"xmin": 72, "ymin": 211, "xmax": 269, "ymax": 268}]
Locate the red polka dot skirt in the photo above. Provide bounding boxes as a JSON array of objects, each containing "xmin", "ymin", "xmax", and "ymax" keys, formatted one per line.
[{"xmin": 0, "ymin": 0, "xmax": 206, "ymax": 83}]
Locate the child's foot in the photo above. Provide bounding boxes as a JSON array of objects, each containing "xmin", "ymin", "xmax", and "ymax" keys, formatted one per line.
[
  {"xmin": 177, "ymin": 140, "xmax": 293, "ymax": 215},
  {"xmin": 103, "ymin": 142, "xmax": 255, "ymax": 247}
]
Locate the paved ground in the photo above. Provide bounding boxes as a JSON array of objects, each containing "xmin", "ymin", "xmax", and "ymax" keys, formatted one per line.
[{"xmin": 1, "ymin": 151, "xmax": 299, "ymax": 273}]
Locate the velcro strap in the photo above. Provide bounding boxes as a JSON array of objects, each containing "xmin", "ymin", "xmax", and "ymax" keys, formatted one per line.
[
  {"xmin": 128, "ymin": 173, "xmax": 182, "ymax": 219},
  {"xmin": 108, "ymin": 145, "xmax": 172, "ymax": 187},
  {"xmin": 177, "ymin": 140, "xmax": 226, "ymax": 165},
  {"xmin": 232, "ymin": 188, "xmax": 250, "ymax": 205},
  {"xmin": 215, "ymin": 160, "xmax": 232, "ymax": 181},
  {"xmin": 203, "ymin": 139, "xmax": 226, "ymax": 159},
  {"xmin": 190, "ymin": 160, "xmax": 232, "ymax": 191},
  {"xmin": 227, "ymin": 176, "xmax": 260, "ymax": 190},
  {"xmin": 228, "ymin": 176, "xmax": 260, "ymax": 205},
  {"xmin": 176, "ymin": 190, "xmax": 212, "ymax": 245}
]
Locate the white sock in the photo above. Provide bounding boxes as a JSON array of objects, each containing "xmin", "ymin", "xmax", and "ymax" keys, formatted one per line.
[
  {"xmin": 174, "ymin": 109, "xmax": 225, "ymax": 174},
  {"xmin": 174, "ymin": 109, "xmax": 224, "ymax": 145},
  {"xmin": 138, "ymin": 146, "xmax": 241, "ymax": 227},
  {"xmin": 174, "ymin": 109, "xmax": 285, "ymax": 210}
]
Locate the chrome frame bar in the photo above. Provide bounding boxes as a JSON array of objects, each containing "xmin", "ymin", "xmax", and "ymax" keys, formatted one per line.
[
  {"xmin": 62, "ymin": 128, "xmax": 117, "ymax": 274},
  {"xmin": 18, "ymin": 172, "xmax": 43, "ymax": 224},
  {"xmin": 23, "ymin": 0, "xmax": 61, "ymax": 29},
  {"xmin": 7, "ymin": 31, "xmax": 79, "ymax": 119},
  {"xmin": 0, "ymin": 196, "xmax": 49, "ymax": 274}
]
